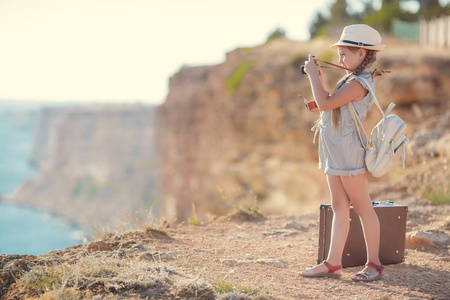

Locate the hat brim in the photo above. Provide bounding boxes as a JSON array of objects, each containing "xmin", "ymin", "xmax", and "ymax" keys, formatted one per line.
[{"xmin": 330, "ymin": 41, "xmax": 385, "ymax": 51}]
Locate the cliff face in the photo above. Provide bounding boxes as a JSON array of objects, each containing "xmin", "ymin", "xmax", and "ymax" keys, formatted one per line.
[
  {"xmin": 12, "ymin": 105, "xmax": 160, "ymax": 227},
  {"xmin": 10, "ymin": 38, "xmax": 450, "ymax": 227},
  {"xmin": 157, "ymin": 38, "xmax": 450, "ymax": 221},
  {"xmin": 157, "ymin": 39, "xmax": 330, "ymax": 221}
]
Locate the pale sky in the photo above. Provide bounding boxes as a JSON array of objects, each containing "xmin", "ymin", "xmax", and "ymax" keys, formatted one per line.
[{"xmin": 0, "ymin": 0, "xmax": 342, "ymax": 104}]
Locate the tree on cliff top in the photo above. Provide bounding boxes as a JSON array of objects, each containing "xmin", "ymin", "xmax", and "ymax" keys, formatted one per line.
[
  {"xmin": 265, "ymin": 27, "xmax": 287, "ymax": 43},
  {"xmin": 309, "ymin": 0, "xmax": 450, "ymax": 39}
]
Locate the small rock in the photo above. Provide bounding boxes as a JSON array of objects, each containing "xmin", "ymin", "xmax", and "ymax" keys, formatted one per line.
[
  {"xmin": 256, "ymin": 258, "xmax": 286, "ymax": 268},
  {"xmin": 406, "ymin": 230, "xmax": 449, "ymax": 249},
  {"xmin": 216, "ymin": 259, "xmax": 239, "ymax": 266},
  {"xmin": 116, "ymin": 250, "xmax": 127, "ymax": 260},
  {"xmin": 244, "ymin": 253, "xmax": 256, "ymax": 260},
  {"xmin": 285, "ymin": 220, "xmax": 307, "ymax": 231},
  {"xmin": 326, "ymin": 283, "xmax": 338, "ymax": 290},
  {"xmin": 228, "ymin": 232, "xmax": 251, "ymax": 240},
  {"xmin": 262, "ymin": 229, "xmax": 298, "ymax": 237},
  {"xmin": 86, "ymin": 241, "xmax": 119, "ymax": 251},
  {"xmin": 215, "ymin": 258, "xmax": 286, "ymax": 268},
  {"xmin": 139, "ymin": 251, "xmax": 177, "ymax": 261},
  {"xmin": 131, "ymin": 243, "xmax": 148, "ymax": 251}
]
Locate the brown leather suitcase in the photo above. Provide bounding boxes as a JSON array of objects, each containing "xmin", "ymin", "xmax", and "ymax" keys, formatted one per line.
[{"xmin": 317, "ymin": 201, "xmax": 408, "ymax": 267}]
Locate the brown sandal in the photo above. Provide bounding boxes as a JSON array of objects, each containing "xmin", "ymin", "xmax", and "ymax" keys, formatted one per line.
[
  {"xmin": 300, "ymin": 261, "xmax": 343, "ymax": 278},
  {"xmin": 352, "ymin": 262, "xmax": 384, "ymax": 282}
]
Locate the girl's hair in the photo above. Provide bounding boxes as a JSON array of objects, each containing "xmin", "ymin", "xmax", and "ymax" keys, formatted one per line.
[{"xmin": 331, "ymin": 48, "xmax": 377, "ymax": 127}]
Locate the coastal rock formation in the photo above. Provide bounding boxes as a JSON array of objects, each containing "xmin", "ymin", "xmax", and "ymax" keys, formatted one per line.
[
  {"xmin": 9, "ymin": 38, "xmax": 450, "ymax": 227},
  {"xmin": 10, "ymin": 105, "xmax": 160, "ymax": 228}
]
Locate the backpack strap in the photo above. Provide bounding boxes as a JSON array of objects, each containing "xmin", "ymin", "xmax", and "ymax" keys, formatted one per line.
[
  {"xmin": 355, "ymin": 76, "xmax": 396, "ymax": 117},
  {"xmin": 347, "ymin": 76, "xmax": 396, "ymax": 150},
  {"xmin": 347, "ymin": 102, "xmax": 369, "ymax": 150}
]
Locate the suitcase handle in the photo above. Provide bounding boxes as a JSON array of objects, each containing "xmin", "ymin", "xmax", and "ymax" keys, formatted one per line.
[{"xmin": 372, "ymin": 200, "xmax": 394, "ymax": 206}]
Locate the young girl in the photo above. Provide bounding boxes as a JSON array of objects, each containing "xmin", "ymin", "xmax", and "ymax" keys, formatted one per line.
[{"xmin": 300, "ymin": 24, "xmax": 385, "ymax": 282}]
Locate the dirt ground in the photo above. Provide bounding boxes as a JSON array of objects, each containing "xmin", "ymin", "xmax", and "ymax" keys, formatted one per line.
[
  {"xmin": 1, "ymin": 195, "xmax": 448, "ymax": 299},
  {"xmin": 167, "ymin": 197, "xmax": 449, "ymax": 299}
]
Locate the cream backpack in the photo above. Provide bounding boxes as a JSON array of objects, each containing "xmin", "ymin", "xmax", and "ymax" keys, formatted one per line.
[{"xmin": 347, "ymin": 77, "xmax": 409, "ymax": 177}]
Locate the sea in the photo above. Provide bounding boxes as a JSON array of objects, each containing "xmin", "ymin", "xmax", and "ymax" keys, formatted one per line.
[{"xmin": 0, "ymin": 101, "xmax": 84, "ymax": 255}]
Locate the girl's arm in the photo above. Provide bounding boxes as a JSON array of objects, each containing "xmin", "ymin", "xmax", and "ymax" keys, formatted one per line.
[{"xmin": 303, "ymin": 55, "xmax": 367, "ymax": 111}]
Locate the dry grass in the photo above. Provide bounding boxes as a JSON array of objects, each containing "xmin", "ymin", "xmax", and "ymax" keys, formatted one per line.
[
  {"xmin": 87, "ymin": 208, "xmax": 177, "ymax": 242},
  {"xmin": 212, "ymin": 276, "xmax": 263, "ymax": 296},
  {"xmin": 12, "ymin": 206, "xmax": 268, "ymax": 299},
  {"xmin": 18, "ymin": 255, "xmax": 171, "ymax": 295},
  {"xmin": 16, "ymin": 252, "xmax": 265, "ymax": 299},
  {"xmin": 189, "ymin": 202, "xmax": 202, "ymax": 226}
]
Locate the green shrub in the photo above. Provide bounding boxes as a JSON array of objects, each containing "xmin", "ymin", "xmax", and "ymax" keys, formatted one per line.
[
  {"xmin": 315, "ymin": 25, "xmax": 329, "ymax": 38},
  {"xmin": 422, "ymin": 183, "xmax": 450, "ymax": 205},
  {"xmin": 174, "ymin": 64, "xmax": 190, "ymax": 77},
  {"xmin": 212, "ymin": 277, "xmax": 262, "ymax": 296},
  {"xmin": 226, "ymin": 61, "xmax": 256, "ymax": 94},
  {"xmin": 291, "ymin": 54, "xmax": 308, "ymax": 69},
  {"xmin": 320, "ymin": 50, "xmax": 336, "ymax": 63},
  {"xmin": 363, "ymin": 2, "xmax": 417, "ymax": 32},
  {"xmin": 19, "ymin": 265, "xmax": 70, "ymax": 293},
  {"xmin": 265, "ymin": 27, "xmax": 286, "ymax": 43}
]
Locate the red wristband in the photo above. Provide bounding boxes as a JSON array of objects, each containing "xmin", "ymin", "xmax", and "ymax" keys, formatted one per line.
[{"xmin": 306, "ymin": 101, "xmax": 318, "ymax": 111}]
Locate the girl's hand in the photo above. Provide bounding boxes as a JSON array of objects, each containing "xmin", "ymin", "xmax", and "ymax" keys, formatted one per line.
[
  {"xmin": 299, "ymin": 95, "xmax": 319, "ymax": 112},
  {"xmin": 303, "ymin": 54, "xmax": 320, "ymax": 77}
]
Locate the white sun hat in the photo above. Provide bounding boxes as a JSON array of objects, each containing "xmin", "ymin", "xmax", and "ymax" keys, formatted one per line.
[{"xmin": 330, "ymin": 24, "xmax": 385, "ymax": 51}]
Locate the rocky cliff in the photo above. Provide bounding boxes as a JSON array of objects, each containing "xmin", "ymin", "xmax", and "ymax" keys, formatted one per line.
[
  {"xmin": 9, "ymin": 38, "xmax": 450, "ymax": 228},
  {"xmin": 157, "ymin": 37, "xmax": 450, "ymax": 221},
  {"xmin": 10, "ymin": 105, "xmax": 160, "ymax": 228}
]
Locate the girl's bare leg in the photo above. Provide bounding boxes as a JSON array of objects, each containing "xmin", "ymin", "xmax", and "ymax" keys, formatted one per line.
[
  {"xmin": 304, "ymin": 174, "xmax": 350, "ymax": 274},
  {"xmin": 326, "ymin": 175, "xmax": 351, "ymax": 266},
  {"xmin": 341, "ymin": 173, "xmax": 381, "ymax": 276}
]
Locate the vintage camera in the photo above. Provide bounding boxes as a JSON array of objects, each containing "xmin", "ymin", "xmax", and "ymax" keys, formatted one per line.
[{"xmin": 301, "ymin": 56, "xmax": 317, "ymax": 75}]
